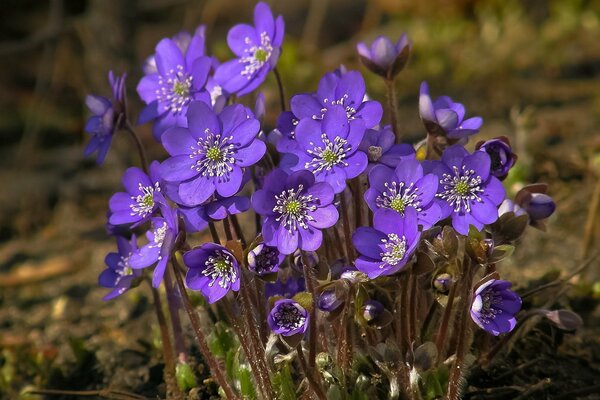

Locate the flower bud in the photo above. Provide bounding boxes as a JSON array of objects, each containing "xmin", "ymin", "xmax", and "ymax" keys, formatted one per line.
[
  {"xmin": 476, "ymin": 137, "xmax": 517, "ymax": 180},
  {"xmin": 433, "ymin": 273, "xmax": 453, "ymax": 294},
  {"xmin": 357, "ymin": 34, "xmax": 411, "ymax": 80},
  {"xmin": 317, "ymin": 289, "xmax": 343, "ymax": 312},
  {"xmin": 247, "ymin": 243, "xmax": 283, "ymax": 276},
  {"xmin": 524, "ymin": 193, "xmax": 556, "ymax": 221},
  {"xmin": 361, "ymin": 300, "xmax": 384, "ymax": 322},
  {"xmin": 292, "ymin": 250, "xmax": 319, "ymax": 272}
]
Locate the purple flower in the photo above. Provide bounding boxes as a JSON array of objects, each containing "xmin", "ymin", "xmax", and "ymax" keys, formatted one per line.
[
  {"xmin": 419, "ymin": 81, "xmax": 482, "ymax": 139},
  {"xmin": 352, "ymin": 208, "xmax": 421, "ymax": 279},
  {"xmin": 359, "ymin": 125, "xmax": 415, "ymax": 173},
  {"xmin": 214, "ymin": 2, "xmax": 284, "ymax": 96},
  {"xmin": 143, "ymin": 26, "xmax": 206, "ymax": 75},
  {"xmin": 290, "ymin": 70, "xmax": 382, "ymax": 129},
  {"xmin": 177, "ymin": 195, "xmax": 250, "ymax": 233},
  {"xmin": 129, "ymin": 205, "xmax": 178, "ymax": 288},
  {"xmin": 158, "ymin": 101, "xmax": 265, "ymax": 206},
  {"xmin": 99, "ymin": 235, "xmax": 141, "ymax": 300},
  {"xmin": 108, "ymin": 162, "xmax": 164, "ymax": 227},
  {"xmin": 248, "ymin": 243, "xmax": 285, "ymax": 276},
  {"xmin": 184, "ymin": 243, "xmax": 240, "ymax": 304},
  {"xmin": 498, "ymin": 199, "xmax": 527, "ymax": 218},
  {"xmin": 265, "ymin": 275, "xmax": 305, "ymax": 298},
  {"xmin": 426, "ymin": 145, "xmax": 505, "ymax": 235},
  {"xmin": 286, "ymin": 106, "xmax": 368, "ymax": 193},
  {"xmin": 137, "ymin": 32, "xmax": 212, "ymax": 141},
  {"xmin": 357, "ymin": 34, "xmax": 411, "ymax": 80},
  {"xmin": 268, "ymin": 299, "xmax": 309, "ymax": 337},
  {"xmin": 317, "ymin": 289, "xmax": 343, "ymax": 312},
  {"xmin": 361, "ymin": 300, "xmax": 384, "ymax": 322},
  {"xmin": 523, "ymin": 193, "xmax": 555, "ymax": 221},
  {"xmin": 364, "ymin": 158, "xmax": 442, "ymax": 229},
  {"xmin": 84, "ymin": 71, "xmax": 127, "ymax": 164},
  {"xmin": 476, "ymin": 137, "xmax": 517, "ymax": 180},
  {"xmin": 470, "ymin": 279, "xmax": 521, "ymax": 336},
  {"xmin": 252, "ymin": 169, "xmax": 338, "ymax": 255}
]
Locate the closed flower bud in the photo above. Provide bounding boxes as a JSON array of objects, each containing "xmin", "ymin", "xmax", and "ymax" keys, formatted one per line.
[
  {"xmin": 476, "ymin": 137, "xmax": 517, "ymax": 180},
  {"xmin": 361, "ymin": 300, "xmax": 384, "ymax": 322},
  {"xmin": 524, "ymin": 193, "xmax": 556, "ymax": 221},
  {"xmin": 317, "ymin": 289, "xmax": 343, "ymax": 312},
  {"xmin": 357, "ymin": 34, "xmax": 411, "ymax": 80},
  {"xmin": 433, "ymin": 273, "xmax": 453, "ymax": 294}
]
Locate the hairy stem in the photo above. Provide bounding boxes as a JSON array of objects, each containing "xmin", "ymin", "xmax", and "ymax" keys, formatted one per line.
[
  {"xmin": 384, "ymin": 78, "xmax": 400, "ymax": 141},
  {"xmin": 435, "ymin": 281, "xmax": 457, "ymax": 362},
  {"xmin": 301, "ymin": 252, "xmax": 319, "ymax": 367},
  {"xmin": 340, "ymin": 191, "xmax": 355, "ymax": 261},
  {"xmin": 124, "ymin": 120, "xmax": 149, "ymax": 174},
  {"xmin": 296, "ymin": 345, "xmax": 328, "ymax": 400},
  {"xmin": 273, "ymin": 67, "xmax": 287, "ymax": 112}
]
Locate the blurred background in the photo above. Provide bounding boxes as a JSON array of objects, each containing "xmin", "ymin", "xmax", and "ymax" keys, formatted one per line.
[{"xmin": 1, "ymin": 0, "xmax": 600, "ymax": 398}]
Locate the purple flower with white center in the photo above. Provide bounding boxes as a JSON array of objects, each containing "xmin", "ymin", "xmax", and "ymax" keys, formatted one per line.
[
  {"xmin": 99, "ymin": 235, "xmax": 141, "ymax": 300},
  {"xmin": 129, "ymin": 205, "xmax": 178, "ymax": 288},
  {"xmin": 476, "ymin": 137, "xmax": 517, "ymax": 181},
  {"xmin": 252, "ymin": 169, "xmax": 338, "ymax": 255},
  {"xmin": 419, "ymin": 81, "xmax": 483, "ymax": 139},
  {"xmin": 84, "ymin": 71, "xmax": 127, "ymax": 164},
  {"xmin": 425, "ymin": 145, "xmax": 506, "ymax": 235},
  {"xmin": 265, "ymin": 275, "xmax": 305, "ymax": 298},
  {"xmin": 268, "ymin": 299, "xmax": 309, "ymax": 337},
  {"xmin": 137, "ymin": 33, "xmax": 212, "ymax": 141},
  {"xmin": 177, "ymin": 195, "xmax": 250, "ymax": 233},
  {"xmin": 364, "ymin": 158, "xmax": 442, "ymax": 229},
  {"xmin": 470, "ymin": 279, "xmax": 521, "ymax": 336},
  {"xmin": 290, "ymin": 70, "xmax": 382, "ymax": 129},
  {"xmin": 287, "ymin": 106, "xmax": 368, "ymax": 193},
  {"xmin": 357, "ymin": 34, "xmax": 411, "ymax": 80},
  {"xmin": 184, "ymin": 243, "xmax": 240, "ymax": 304},
  {"xmin": 214, "ymin": 2, "xmax": 284, "ymax": 96},
  {"xmin": 359, "ymin": 125, "xmax": 415, "ymax": 173},
  {"xmin": 352, "ymin": 208, "xmax": 421, "ymax": 279},
  {"xmin": 158, "ymin": 101, "xmax": 265, "ymax": 206},
  {"xmin": 247, "ymin": 243, "xmax": 284, "ymax": 276},
  {"xmin": 108, "ymin": 161, "xmax": 164, "ymax": 227}
]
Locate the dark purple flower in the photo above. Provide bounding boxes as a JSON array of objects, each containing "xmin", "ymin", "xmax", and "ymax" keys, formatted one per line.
[
  {"xmin": 419, "ymin": 81, "xmax": 482, "ymax": 139},
  {"xmin": 99, "ymin": 235, "xmax": 141, "ymax": 300},
  {"xmin": 268, "ymin": 299, "xmax": 309, "ymax": 337},
  {"xmin": 470, "ymin": 279, "xmax": 521, "ymax": 336},
  {"xmin": 425, "ymin": 145, "xmax": 505, "ymax": 235},
  {"xmin": 361, "ymin": 300, "xmax": 384, "ymax": 322},
  {"xmin": 184, "ymin": 243, "xmax": 240, "ymax": 304},
  {"xmin": 476, "ymin": 137, "xmax": 517, "ymax": 180},
  {"xmin": 507, "ymin": 184, "xmax": 556, "ymax": 230},
  {"xmin": 177, "ymin": 195, "xmax": 250, "ymax": 233},
  {"xmin": 352, "ymin": 208, "xmax": 421, "ymax": 279},
  {"xmin": 364, "ymin": 158, "xmax": 442, "ymax": 229},
  {"xmin": 265, "ymin": 275, "xmax": 305, "ymax": 298},
  {"xmin": 317, "ymin": 289, "xmax": 343, "ymax": 312},
  {"xmin": 129, "ymin": 205, "xmax": 178, "ymax": 288},
  {"xmin": 214, "ymin": 2, "xmax": 284, "ymax": 96},
  {"xmin": 252, "ymin": 169, "xmax": 338, "ymax": 255},
  {"xmin": 359, "ymin": 125, "xmax": 415, "ymax": 173},
  {"xmin": 286, "ymin": 106, "xmax": 368, "ymax": 193},
  {"xmin": 290, "ymin": 70, "xmax": 382, "ymax": 129},
  {"xmin": 357, "ymin": 34, "xmax": 411, "ymax": 80},
  {"xmin": 247, "ymin": 243, "xmax": 285, "ymax": 276},
  {"xmin": 137, "ymin": 32, "xmax": 212, "ymax": 141},
  {"xmin": 524, "ymin": 193, "xmax": 555, "ymax": 221},
  {"xmin": 108, "ymin": 161, "xmax": 164, "ymax": 227},
  {"xmin": 158, "ymin": 101, "xmax": 265, "ymax": 206},
  {"xmin": 84, "ymin": 71, "xmax": 127, "ymax": 164}
]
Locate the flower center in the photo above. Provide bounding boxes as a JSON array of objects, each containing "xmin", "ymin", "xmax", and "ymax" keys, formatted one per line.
[
  {"xmin": 156, "ymin": 65, "xmax": 194, "ymax": 114},
  {"xmin": 240, "ymin": 32, "xmax": 273, "ymax": 78},
  {"xmin": 116, "ymin": 253, "xmax": 133, "ymax": 282},
  {"xmin": 274, "ymin": 303, "xmax": 306, "ymax": 330},
  {"xmin": 150, "ymin": 221, "xmax": 168, "ymax": 249},
  {"xmin": 312, "ymin": 94, "xmax": 357, "ymax": 121},
  {"xmin": 478, "ymin": 289, "xmax": 503, "ymax": 324},
  {"xmin": 252, "ymin": 246, "xmax": 279, "ymax": 274},
  {"xmin": 273, "ymin": 184, "xmax": 317, "ymax": 231},
  {"xmin": 376, "ymin": 181, "xmax": 421, "ymax": 216},
  {"xmin": 209, "ymin": 85, "xmax": 223, "ymax": 106},
  {"xmin": 305, "ymin": 134, "xmax": 351, "ymax": 173},
  {"xmin": 190, "ymin": 129, "xmax": 236, "ymax": 178},
  {"xmin": 203, "ymin": 251, "xmax": 238, "ymax": 289},
  {"xmin": 380, "ymin": 233, "xmax": 407, "ymax": 266},
  {"xmin": 130, "ymin": 182, "xmax": 160, "ymax": 218},
  {"xmin": 437, "ymin": 165, "xmax": 484, "ymax": 213}
]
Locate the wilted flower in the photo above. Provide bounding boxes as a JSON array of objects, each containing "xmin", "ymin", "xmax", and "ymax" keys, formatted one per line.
[
  {"xmin": 419, "ymin": 81, "xmax": 482, "ymax": 139},
  {"xmin": 184, "ymin": 243, "xmax": 240, "ymax": 303},
  {"xmin": 252, "ymin": 169, "xmax": 338, "ymax": 255},
  {"xmin": 353, "ymin": 208, "xmax": 421, "ymax": 279},
  {"xmin": 357, "ymin": 34, "xmax": 411, "ymax": 80},
  {"xmin": 359, "ymin": 125, "xmax": 415, "ymax": 172},
  {"xmin": 268, "ymin": 299, "xmax": 309, "ymax": 337},
  {"xmin": 99, "ymin": 235, "xmax": 141, "ymax": 300},
  {"xmin": 470, "ymin": 279, "xmax": 521, "ymax": 336},
  {"xmin": 248, "ymin": 243, "xmax": 284, "ymax": 276},
  {"xmin": 476, "ymin": 137, "xmax": 517, "ymax": 180},
  {"xmin": 214, "ymin": 2, "xmax": 284, "ymax": 96},
  {"xmin": 84, "ymin": 71, "xmax": 127, "ymax": 164},
  {"xmin": 158, "ymin": 101, "xmax": 265, "ymax": 206}
]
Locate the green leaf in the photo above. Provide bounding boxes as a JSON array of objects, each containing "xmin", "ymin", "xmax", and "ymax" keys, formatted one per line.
[
  {"xmin": 239, "ymin": 366, "xmax": 257, "ymax": 399},
  {"xmin": 489, "ymin": 244, "xmax": 515, "ymax": 263},
  {"xmin": 175, "ymin": 362, "xmax": 197, "ymax": 391},
  {"xmin": 272, "ymin": 363, "xmax": 296, "ymax": 400}
]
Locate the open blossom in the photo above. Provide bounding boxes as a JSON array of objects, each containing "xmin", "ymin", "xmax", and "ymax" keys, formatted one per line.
[
  {"xmin": 84, "ymin": 71, "xmax": 127, "ymax": 164},
  {"xmin": 364, "ymin": 158, "xmax": 442, "ymax": 229},
  {"xmin": 286, "ymin": 106, "xmax": 368, "ymax": 193},
  {"xmin": 108, "ymin": 162, "xmax": 164, "ymax": 227},
  {"xmin": 143, "ymin": 25, "xmax": 206, "ymax": 74},
  {"xmin": 137, "ymin": 32, "xmax": 212, "ymax": 141},
  {"xmin": 419, "ymin": 81, "xmax": 482, "ymax": 139},
  {"xmin": 184, "ymin": 243, "xmax": 240, "ymax": 303},
  {"xmin": 352, "ymin": 208, "xmax": 421, "ymax": 279},
  {"xmin": 214, "ymin": 2, "xmax": 284, "ymax": 96},
  {"xmin": 268, "ymin": 299, "xmax": 309, "ymax": 337},
  {"xmin": 158, "ymin": 101, "xmax": 265, "ymax": 206},
  {"xmin": 470, "ymin": 279, "xmax": 521, "ymax": 336},
  {"xmin": 129, "ymin": 205, "xmax": 178, "ymax": 288},
  {"xmin": 247, "ymin": 243, "xmax": 285, "ymax": 276},
  {"xmin": 425, "ymin": 145, "xmax": 505, "ymax": 235},
  {"xmin": 357, "ymin": 34, "xmax": 411, "ymax": 80},
  {"xmin": 252, "ymin": 169, "xmax": 338, "ymax": 255},
  {"xmin": 290, "ymin": 70, "xmax": 382, "ymax": 129},
  {"xmin": 99, "ymin": 235, "xmax": 141, "ymax": 300},
  {"xmin": 476, "ymin": 137, "xmax": 517, "ymax": 180},
  {"xmin": 359, "ymin": 125, "xmax": 415, "ymax": 173}
]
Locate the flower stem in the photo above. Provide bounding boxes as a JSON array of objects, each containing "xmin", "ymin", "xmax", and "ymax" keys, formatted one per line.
[
  {"xmin": 296, "ymin": 345, "xmax": 328, "ymax": 400},
  {"xmin": 164, "ymin": 269, "xmax": 186, "ymax": 361},
  {"xmin": 273, "ymin": 67, "xmax": 287, "ymax": 112},
  {"xmin": 124, "ymin": 120, "xmax": 149, "ymax": 174},
  {"xmin": 222, "ymin": 218, "xmax": 233, "ymax": 241},
  {"xmin": 385, "ymin": 78, "xmax": 400, "ymax": 142},
  {"xmin": 301, "ymin": 251, "xmax": 319, "ymax": 367},
  {"xmin": 340, "ymin": 191, "xmax": 355, "ymax": 261},
  {"xmin": 230, "ymin": 214, "xmax": 246, "ymax": 247},
  {"xmin": 208, "ymin": 221, "xmax": 221, "ymax": 244},
  {"xmin": 435, "ymin": 280, "xmax": 457, "ymax": 362}
]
